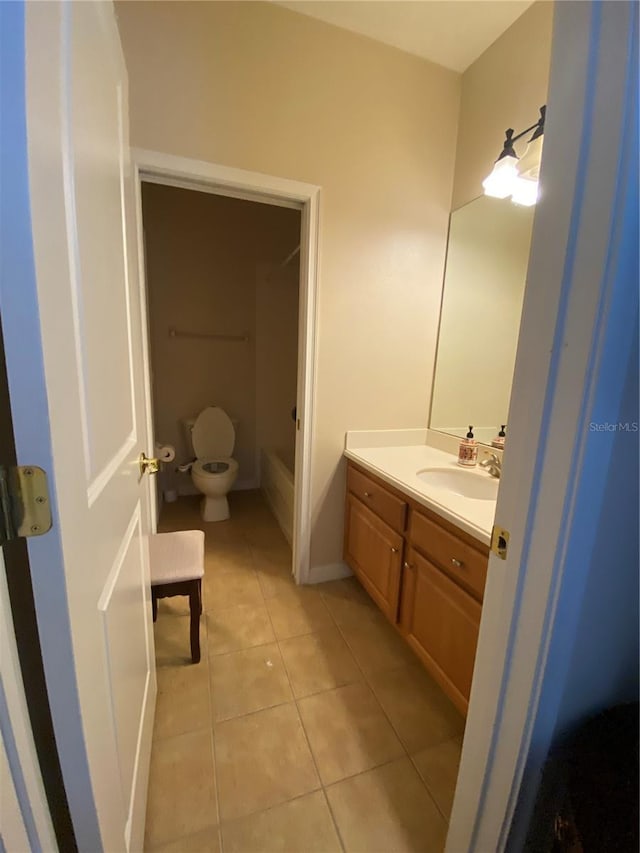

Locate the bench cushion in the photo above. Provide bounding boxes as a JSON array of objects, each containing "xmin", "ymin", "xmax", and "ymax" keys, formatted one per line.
[{"xmin": 149, "ymin": 530, "xmax": 205, "ymax": 585}]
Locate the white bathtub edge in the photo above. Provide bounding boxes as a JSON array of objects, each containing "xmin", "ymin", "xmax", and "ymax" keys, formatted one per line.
[{"xmin": 260, "ymin": 448, "xmax": 294, "ymax": 545}]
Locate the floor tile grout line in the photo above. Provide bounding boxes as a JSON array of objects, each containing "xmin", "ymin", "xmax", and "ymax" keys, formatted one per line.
[
  {"xmin": 221, "ymin": 529, "xmax": 341, "ymax": 843},
  {"xmin": 259, "ymin": 570, "xmax": 445, "ymax": 849},
  {"xmin": 322, "ymin": 752, "xmax": 425, "ymax": 793},
  {"xmin": 285, "ymin": 672, "xmax": 365, "ymax": 704},
  {"xmin": 151, "ymin": 723, "xmax": 212, "ymax": 746},
  {"xmin": 154, "ymin": 498, "xmax": 453, "ymax": 847},
  {"xmin": 156, "ymin": 619, "xmax": 448, "ymax": 802},
  {"xmin": 207, "ymin": 635, "xmax": 279, "ymax": 661},
  {"xmin": 210, "ymin": 691, "xmax": 444, "ymax": 793},
  {"xmin": 212, "ymin": 524, "xmax": 301, "ymax": 838},
  {"xmin": 207, "ymin": 631, "xmax": 424, "ymax": 724},
  {"xmin": 321, "ymin": 589, "xmax": 414, "ymax": 756},
  {"xmin": 407, "ymin": 751, "xmax": 454, "ymax": 824},
  {"xmin": 264, "ymin": 588, "xmax": 347, "ymax": 853},
  {"xmin": 319, "ymin": 786, "xmax": 347, "ymax": 853},
  {"xmin": 208, "ymin": 617, "xmax": 352, "ymax": 659},
  {"xmin": 321, "ymin": 587, "xmax": 459, "ymax": 806},
  {"xmin": 280, "ymin": 651, "xmax": 347, "ymax": 853},
  {"xmin": 212, "ymin": 695, "xmax": 296, "ymax": 728},
  {"xmin": 210, "ymin": 538, "xmax": 295, "ymax": 728},
  {"xmin": 213, "ymin": 750, "xmax": 428, "ymax": 838},
  {"xmin": 321, "ymin": 586, "xmax": 458, "ymax": 825},
  {"xmin": 207, "ymin": 512, "xmax": 293, "ymax": 853},
  {"xmin": 202, "ymin": 546, "xmax": 225, "ymax": 853},
  {"xmin": 159, "ymin": 502, "xmax": 300, "ymax": 841},
  {"xmin": 217, "ymin": 786, "xmax": 329, "ymax": 835}
]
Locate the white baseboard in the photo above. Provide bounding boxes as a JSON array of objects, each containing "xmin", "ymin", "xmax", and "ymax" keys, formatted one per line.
[{"xmin": 305, "ymin": 561, "xmax": 353, "ymax": 585}]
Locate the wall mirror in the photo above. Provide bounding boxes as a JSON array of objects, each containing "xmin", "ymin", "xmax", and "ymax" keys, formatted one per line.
[{"xmin": 429, "ymin": 195, "xmax": 535, "ymax": 446}]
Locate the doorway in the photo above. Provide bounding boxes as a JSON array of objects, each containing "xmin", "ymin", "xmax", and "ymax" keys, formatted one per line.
[
  {"xmin": 140, "ymin": 181, "xmax": 302, "ymax": 555},
  {"xmin": 133, "ymin": 152, "xmax": 321, "ymax": 583}
]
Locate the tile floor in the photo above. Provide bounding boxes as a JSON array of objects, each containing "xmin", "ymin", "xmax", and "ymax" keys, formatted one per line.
[{"xmin": 146, "ymin": 491, "xmax": 465, "ymax": 853}]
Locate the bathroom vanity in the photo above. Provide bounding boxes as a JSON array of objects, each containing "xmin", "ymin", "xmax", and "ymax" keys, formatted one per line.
[
  {"xmin": 341, "ymin": 186, "xmax": 533, "ymax": 714},
  {"xmin": 342, "ymin": 438, "xmax": 496, "ymax": 715}
]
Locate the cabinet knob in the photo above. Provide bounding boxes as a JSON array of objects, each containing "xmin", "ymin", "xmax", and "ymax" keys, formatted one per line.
[
  {"xmin": 451, "ymin": 557, "xmax": 464, "ymax": 568},
  {"xmin": 403, "ymin": 561, "xmax": 414, "ymax": 569},
  {"xmin": 390, "ymin": 547, "xmax": 399, "ymax": 553},
  {"xmin": 364, "ymin": 491, "xmax": 372, "ymax": 497}
]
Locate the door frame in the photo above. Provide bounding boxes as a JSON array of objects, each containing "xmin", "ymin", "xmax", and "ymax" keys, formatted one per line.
[
  {"xmin": 447, "ymin": 2, "xmax": 638, "ymax": 850},
  {"xmin": 131, "ymin": 149, "xmax": 320, "ymax": 583},
  {"xmin": 0, "ymin": 319, "xmax": 75, "ymax": 852},
  {"xmin": 0, "ymin": 551, "xmax": 59, "ymax": 853}
]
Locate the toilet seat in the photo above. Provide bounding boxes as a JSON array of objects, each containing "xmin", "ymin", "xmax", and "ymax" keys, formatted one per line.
[{"xmin": 192, "ymin": 457, "xmax": 239, "ymax": 479}]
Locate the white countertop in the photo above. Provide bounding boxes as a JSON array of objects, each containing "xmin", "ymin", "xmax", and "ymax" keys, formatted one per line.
[{"xmin": 344, "ymin": 441, "xmax": 498, "ymax": 545}]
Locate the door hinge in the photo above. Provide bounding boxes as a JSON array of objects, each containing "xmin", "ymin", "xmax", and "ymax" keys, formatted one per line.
[
  {"xmin": 0, "ymin": 465, "xmax": 52, "ymax": 545},
  {"xmin": 490, "ymin": 525, "xmax": 510, "ymax": 560}
]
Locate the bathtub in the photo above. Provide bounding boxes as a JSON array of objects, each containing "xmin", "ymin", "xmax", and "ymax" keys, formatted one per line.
[{"xmin": 260, "ymin": 448, "xmax": 294, "ymax": 544}]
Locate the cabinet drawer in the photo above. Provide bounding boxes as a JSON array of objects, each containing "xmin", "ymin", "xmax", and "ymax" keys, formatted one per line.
[
  {"xmin": 409, "ymin": 510, "xmax": 487, "ymax": 601},
  {"xmin": 347, "ymin": 465, "xmax": 407, "ymax": 533}
]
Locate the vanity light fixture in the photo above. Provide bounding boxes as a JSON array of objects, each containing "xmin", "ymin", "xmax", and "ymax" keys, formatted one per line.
[{"xmin": 482, "ymin": 105, "xmax": 546, "ymax": 206}]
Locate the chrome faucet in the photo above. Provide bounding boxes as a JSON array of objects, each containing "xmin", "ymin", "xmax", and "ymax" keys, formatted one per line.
[{"xmin": 480, "ymin": 452, "xmax": 502, "ymax": 479}]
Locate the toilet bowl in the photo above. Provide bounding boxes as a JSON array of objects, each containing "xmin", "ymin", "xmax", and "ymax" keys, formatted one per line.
[{"xmin": 183, "ymin": 407, "xmax": 239, "ymax": 522}]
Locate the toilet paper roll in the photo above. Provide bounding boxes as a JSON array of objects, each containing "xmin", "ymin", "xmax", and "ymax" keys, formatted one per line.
[{"xmin": 155, "ymin": 443, "xmax": 176, "ymax": 463}]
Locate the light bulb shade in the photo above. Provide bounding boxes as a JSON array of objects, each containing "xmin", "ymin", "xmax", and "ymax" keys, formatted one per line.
[
  {"xmin": 482, "ymin": 155, "xmax": 519, "ymax": 199},
  {"xmin": 511, "ymin": 175, "xmax": 539, "ymax": 207},
  {"xmin": 516, "ymin": 135, "xmax": 544, "ymax": 181}
]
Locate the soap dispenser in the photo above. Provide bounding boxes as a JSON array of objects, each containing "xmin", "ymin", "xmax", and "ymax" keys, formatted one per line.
[
  {"xmin": 458, "ymin": 426, "xmax": 478, "ymax": 467},
  {"xmin": 492, "ymin": 425, "xmax": 507, "ymax": 449}
]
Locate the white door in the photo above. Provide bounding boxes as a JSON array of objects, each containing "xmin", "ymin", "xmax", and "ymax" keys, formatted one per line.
[{"xmin": 2, "ymin": 1, "xmax": 156, "ymax": 850}]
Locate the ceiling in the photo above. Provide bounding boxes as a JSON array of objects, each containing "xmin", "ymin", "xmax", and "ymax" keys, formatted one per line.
[{"xmin": 276, "ymin": 1, "xmax": 535, "ymax": 73}]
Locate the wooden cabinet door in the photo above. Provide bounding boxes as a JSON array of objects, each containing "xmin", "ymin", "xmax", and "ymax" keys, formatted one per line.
[
  {"xmin": 401, "ymin": 548, "xmax": 481, "ymax": 714},
  {"xmin": 344, "ymin": 494, "xmax": 403, "ymax": 622}
]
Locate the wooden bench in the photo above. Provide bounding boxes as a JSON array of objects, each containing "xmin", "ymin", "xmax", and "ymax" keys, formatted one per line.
[{"xmin": 149, "ymin": 530, "xmax": 205, "ymax": 664}]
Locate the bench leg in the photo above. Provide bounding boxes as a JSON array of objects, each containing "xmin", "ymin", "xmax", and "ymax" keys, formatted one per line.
[{"xmin": 189, "ymin": 580, "xmax": 201, "ymax": 664}]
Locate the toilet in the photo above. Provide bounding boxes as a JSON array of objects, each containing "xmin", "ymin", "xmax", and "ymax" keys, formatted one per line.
[{"xmin": 183, "ymin": 407, "xmax": 239, "ymax": 522}]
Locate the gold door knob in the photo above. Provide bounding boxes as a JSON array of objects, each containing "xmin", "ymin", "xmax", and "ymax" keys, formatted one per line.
[{"xmin": 139, "ymin": 453, "xmax": 160, "ymax": 476}]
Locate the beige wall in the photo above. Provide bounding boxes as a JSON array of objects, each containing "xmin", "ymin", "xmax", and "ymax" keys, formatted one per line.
[
  {"xmin": 118, "ymin": 1, "xmax": 460, "ymax": 568},
  {"xmin": 142, "ymin": 183, "xmax": 299, "ymax": 494},
  {"xmin": 452, "ymin": 1, "xmax": 554, "ymax": 210}
]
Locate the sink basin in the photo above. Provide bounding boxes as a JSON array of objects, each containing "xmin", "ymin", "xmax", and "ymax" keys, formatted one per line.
[{"xmin": 416, "ymin": 468, "xmax": 498, "ymax": 501}]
